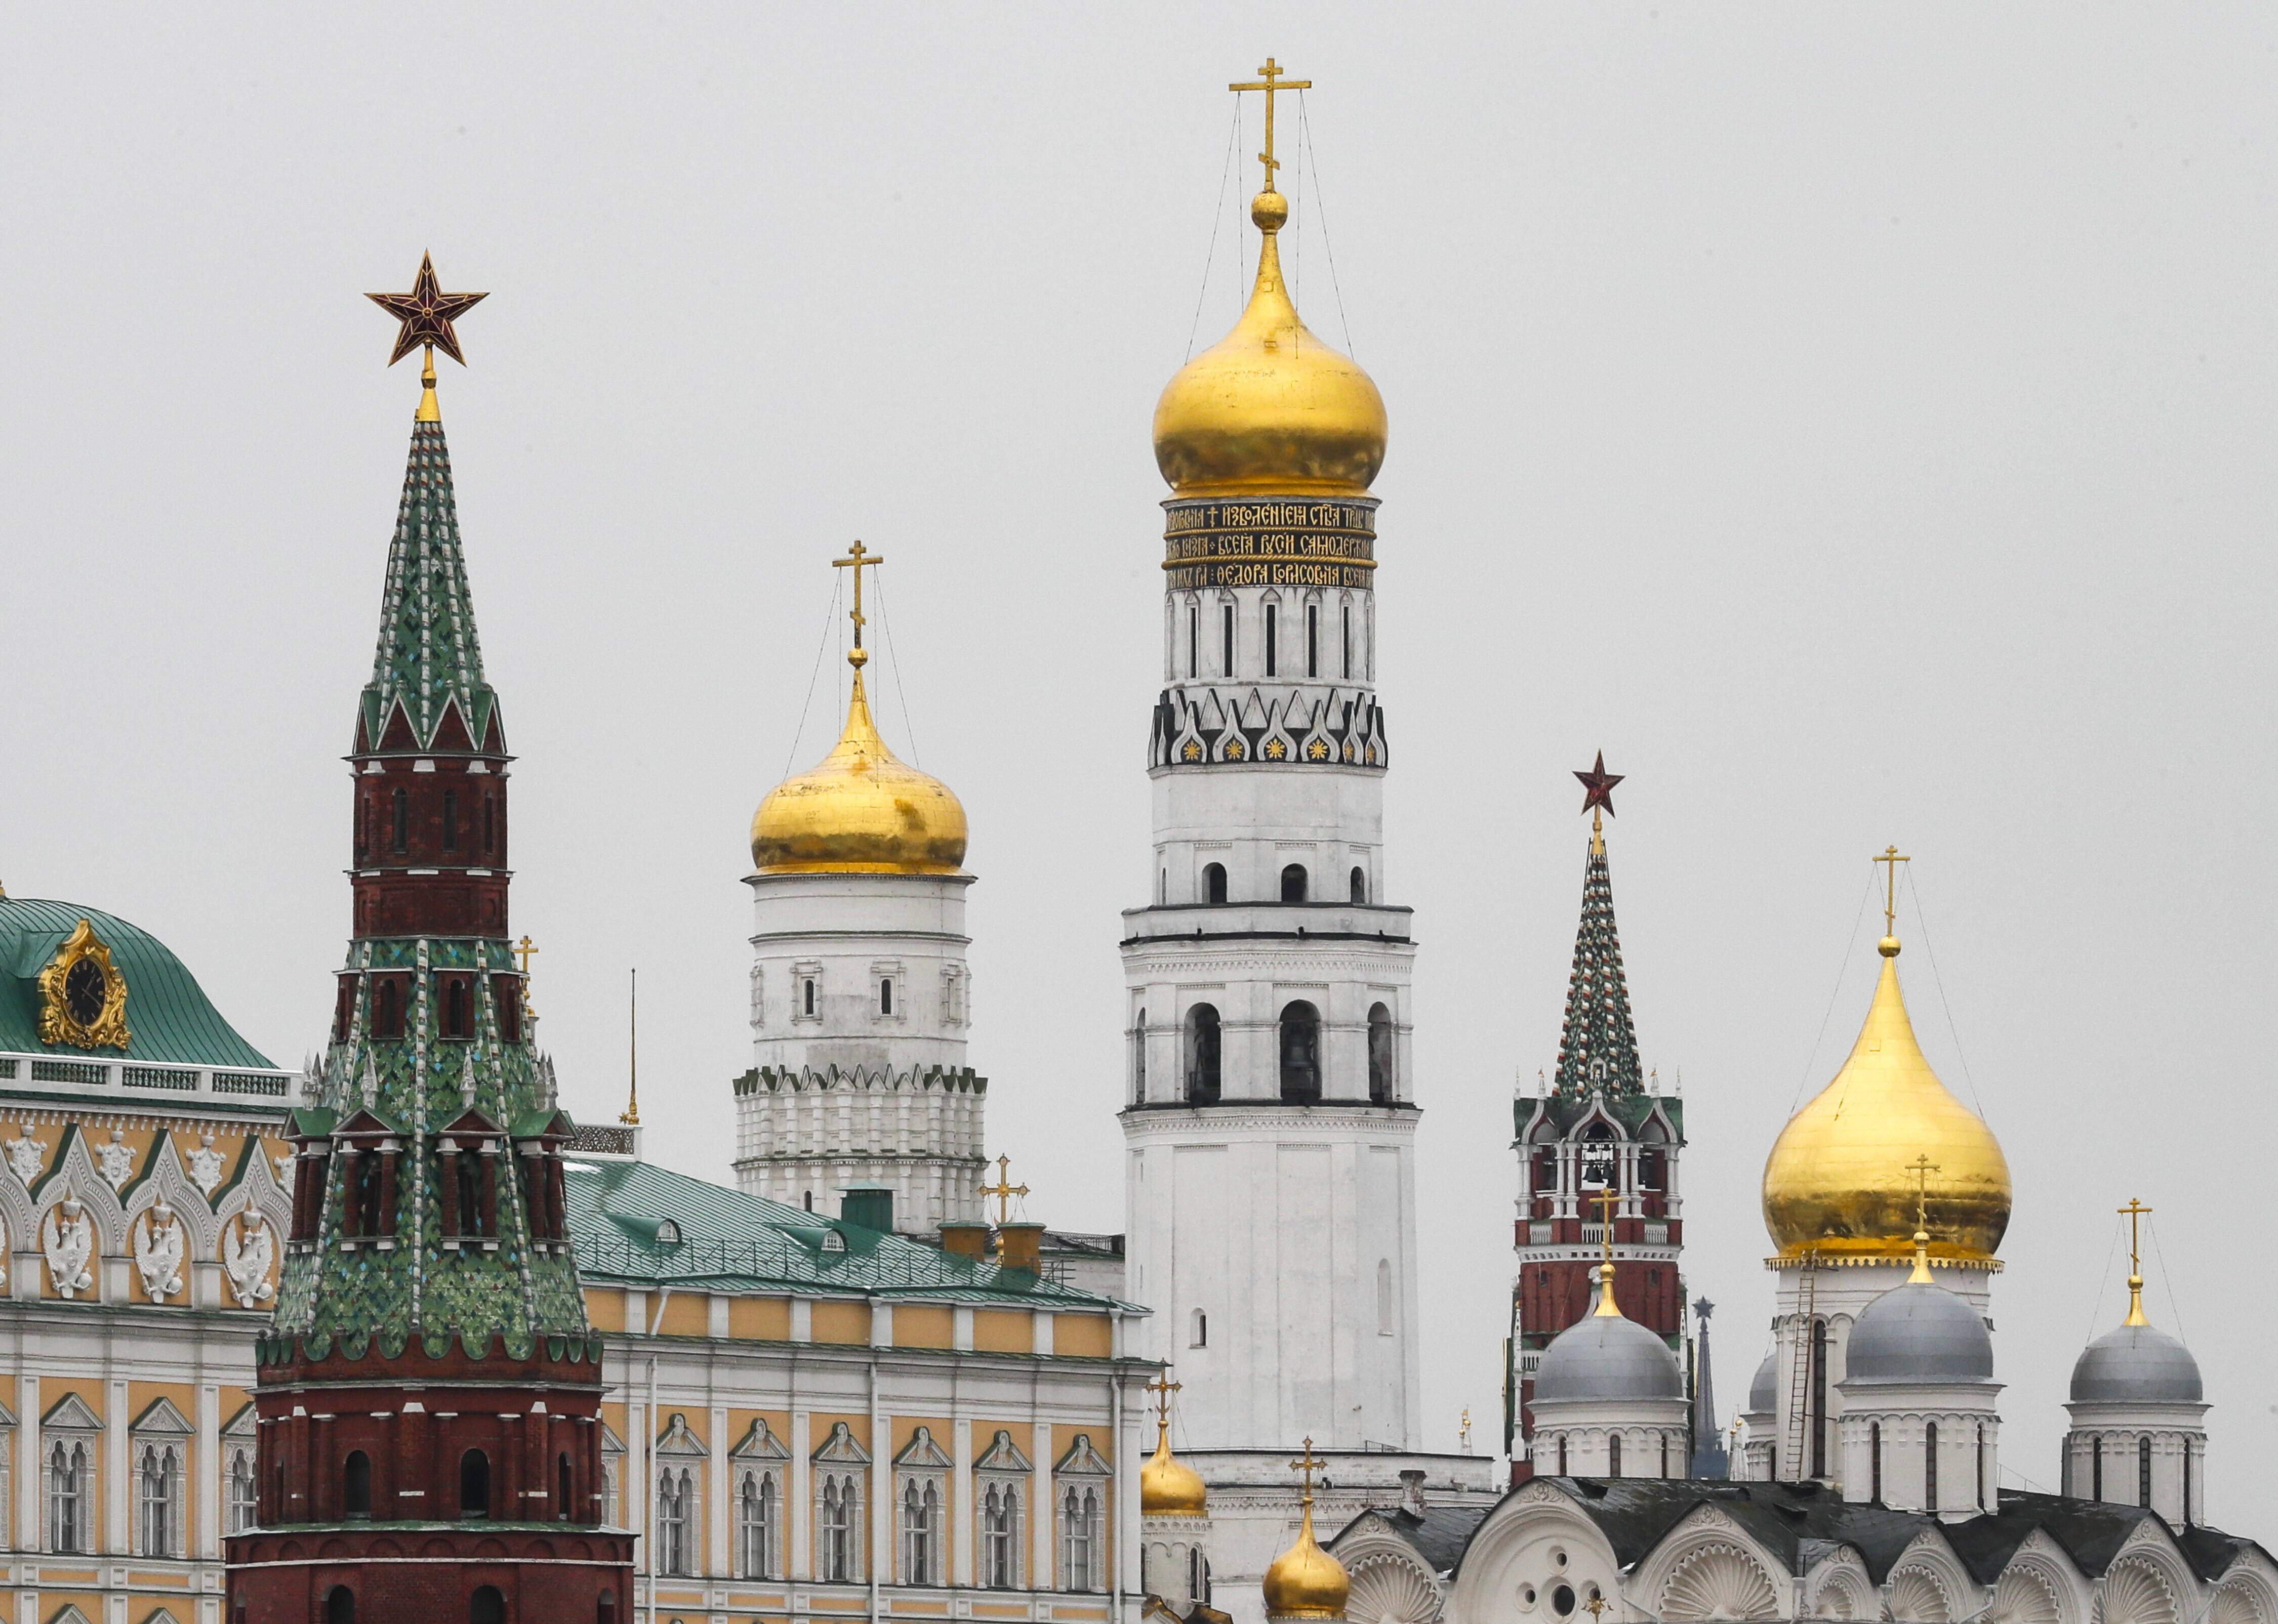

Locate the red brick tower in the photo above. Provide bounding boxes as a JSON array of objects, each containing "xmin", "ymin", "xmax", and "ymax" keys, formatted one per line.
[
  {"xmin": 225, "ymin": 260, "xmax": 634, "ymax": 1624},
  {"xmin": 1503, "ymin": 760, "xmax": 1690, "ymax": 1473}
]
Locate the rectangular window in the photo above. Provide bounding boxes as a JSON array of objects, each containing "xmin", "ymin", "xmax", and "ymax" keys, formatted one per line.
[
  {"xmin": 1221, "ymin": 604, "xmax": 1234, "ymax": 675},
  {"xmin": 139, "ymin": 1444, "xmax": 179, "ymax": 1557},
  {"xmin": 1343, "ymin": 604, "xmax": 1352, "ymax": 678},
  {"xmin": 228, "ymin": 1450, "xmax": 258, "ymax": 1533},
  {"xmin": 1307, "ymin": 604, "xmax": 1319, "ymax": 677},
  {"xmin": 1265, "ymin": 603, "xmax": 1277, "ymax": 676},
  {"xmin": 391, "ymin": 788, "xmax": 410, "ymax": 854},
  {"xmin": 1188, "ymin": 606, "xmax": 1198, "ymax": 678},
  {"xmin": 441, "ymin": 789, "xmax": 458, "ymax": 851}
]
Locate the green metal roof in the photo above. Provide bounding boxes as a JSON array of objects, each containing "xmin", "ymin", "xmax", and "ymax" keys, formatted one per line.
[
  {"xmin": 0, "ymin": 897, "xmax": 277, "ymax": 1069},
  {"xmin": 564, "ymin": 1158, "xmax": 1138, "ymax": 1312}
]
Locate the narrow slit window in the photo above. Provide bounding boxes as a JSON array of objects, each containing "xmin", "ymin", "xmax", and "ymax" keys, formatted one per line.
[
  {"xmin": 1342, "ymin": 604, "xmax": 1352, "ymax": 678},
  {"xmin": 442, "ymin": 789, "xmax": 458, "ymax": 851},
  {"xmin": 391, "ymin": 787, "xmax": 409, "ymax": 854},
  {"xmin": 1188, "ymin": 605, "xmax": 1198, "ymax": 679},
  {"xmin": 1222, "ymin": 604, "xmax": 1234, "ymax": 675},
  {"xmin": 1265, "ymin": 602, "xmax": 1277, "ymax": 676},
  {"xmin": 1306, "ymin": 604, "xmax": 1319, "ymax": 677},
  {"xmin": 803, "ymin": 979, "xmax": 816, "ymax": 1017},
  {"xmin": 880, "ymin": 979, "xmax": 893, "ymax": 1015}
]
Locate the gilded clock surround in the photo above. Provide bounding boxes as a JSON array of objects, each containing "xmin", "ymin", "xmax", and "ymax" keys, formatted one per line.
[{"xmin": 36, "ymin": 918, "xmax": 132, "ymax": 1051}]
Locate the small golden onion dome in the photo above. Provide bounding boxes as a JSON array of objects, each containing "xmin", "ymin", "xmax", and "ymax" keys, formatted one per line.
[
  {"xmin": 1152, "ymin": 190, "xmax": 1388, "ymax": 498},
  {"xmin": 750, "ymin": 671, "xmax": 967, "ymax": 875},
  {"xmin": 1762, "ymin": 938, "xmax": 2012, "ymax": 1262},
  {"xmin": 1262, "ymin": 1500, "xmax": 1350, "ymax": 1620},
  {"xmin": 1140, "ymin": 1424, "xmax": 1208, "ymax": 1517}
]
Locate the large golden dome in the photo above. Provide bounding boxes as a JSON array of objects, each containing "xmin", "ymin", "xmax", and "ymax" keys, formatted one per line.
[
  {"xmin": 1140, "ymin": 1424, "xmax": 1207, "ymax": 1517},
  {"xmin": 750, "ymin": 670, "xmax": 966, "ymax": 875},
  {"xmin": 1262, "ymin": 1497, "xmax": 1350, "ymax": 1620},
  {"xmin": 1762, "ymin": 937, "xmax": 2011, "ymax": 1262},
  {"xmin": 1153, "ymin": 190, "xmax": 1387, "ymax": 498}
]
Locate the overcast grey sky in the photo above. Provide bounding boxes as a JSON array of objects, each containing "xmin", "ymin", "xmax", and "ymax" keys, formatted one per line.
[{"xmin": 4, "ymin": 5, "xmax": 2272, "ymax": 1516}]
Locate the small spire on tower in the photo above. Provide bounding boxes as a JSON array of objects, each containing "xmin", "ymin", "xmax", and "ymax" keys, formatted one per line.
[{"xmin": 1552, "ymin": 757, "xmax": 1643, "ymax": 1097}]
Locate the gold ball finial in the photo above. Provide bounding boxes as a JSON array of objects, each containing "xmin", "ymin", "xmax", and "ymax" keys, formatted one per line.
[
  {"xmin": 1879, "ymin": 935, "xmax": 1902, "ymax": 957},
  {"xmin": 848, "ymin": 647, "xmax": 869, "ymax": 669},
  {"xmin": 1251, "ymin": 189, "xmax": 1289, "ymax": 231}
]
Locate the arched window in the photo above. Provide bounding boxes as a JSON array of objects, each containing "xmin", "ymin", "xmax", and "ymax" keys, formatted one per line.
[
  {"xmin": 2139, "ymin": 1436, "xmax": 2152, "ymax": 1507},
  {"xmin": 597, "ymin": 1592, "xmax": 616, "ymax": 1624},
  {"xmin": 1925, "ymin": 1421, "xmax": 1940, "ymax": 1510},
  {"xmin": 1278, "ymin": 1001, "xmax": 1320, "ymax": 1103},
  {"xmin": 391, "ymin": 788, "xmax": 409, "ymax": 853},
  {"xmin": 1809, "ymin": 1319, "xmax": 1830, "ymax": 1479},
  {"xmin": 1350, "ymin": 866, "xmax": 1367, "ymax": 904},
  {"xmin": 1132, "ymin": 1008, "xmax": 1147, "ymax": 1103},
  {"xmin": 880, "ymin": 979, "xmax": 893, "ymax": 1015},
  {"xmin": 558, "ymin": 1452, "xmax": 575, "ymax": 1523},
  {"xmin": 901, "ymin": 1476, "xmax": 940, "ymax": 1584},
  {"xmin": 657, "ymin": 1466, "xmax": 694, "ymax": 1575},
  {"xmin": 818, "ymin": 1473, "xmax": 861, "ymax": 1582},
  {"xmin": 1264, "ymin": 598, "xmax": 1279, "ymax": 676},
  {"xmin": 803, "ymin": 978, "xmax": 816, "ymax": 1016},
  {"xmin": 228, "ymin": 1448, "xmax": 258, "ymax": 1533},
  {"xmin": 1202, "ymin": 862, "xmax": 1227, "ymax": 905},
  {"xmin": 1375, "ymin": 1258, "xmax": 1393, "ymax": 1335},
  {"xmin": 1870, "ymin": 1422, "xmax": 1882, "ymax": 1502},
  {"xmin": 737, "ymin": 1470, "xmax": 778, "ymax": 1578},
  {"xmin": 343, "ymin": 1449, "xmax": 372, "ymax": 1519},
  {"xmin": 138, "ymin": 1443, "xmax": 181, "ymax": 1555},
  {"xmin": 459, "ymin": 1449, "xmax": 490, "ymax": 1518},
  {"xmin": 1185, "ymin": 1005, "xmax": 1221, "ymax": 1103},
  {"xmin": 2092, "ymin": 1436, "xmax": 2104, "ymax": 1501},
  {"xmin": 1341, "ymin": 601, "xmax": 1353, "ymax": 679},
  {"xmin": 1557, "ymin": 1436, "xmax": 1568, "ymax": 1476},
  {"xmin": 1061, "ymin": 1483, "xmax": 1102, "ymax": 1592},
  {"xmin": 983, "ymin": 1482, "xmax": 1021, "ymax": 1588},
  {"xmin": 469, "ymin": 1586, "xmax": 505, "ymax": 1624},
  {"xmin": 1190, "ymin": 1308, "xmax": 1208, "ymax": 1348},
  {"xmin": 1221, "ymin": 602, "xmax": 1235, "ymax": 675},
  {"xmin": 1187, "ymin": 602, "xmax": 1199, "ymax": 679},
  {"xmin": 374, "ymin": 978, "xmax": 401, "ymax": 1039},
  {"xmin": 445, "ymin": 976, "xmax": 471, "ymax": 1039},
  {"xmin": 1977, "ymin": 1424, "xmax": 1988, "ymax": 1510},
  {"xmin": 2184, "ymin": 1441, "xmax": 2194, "ymax": 1523},
  {"xmin": 1280, "ymin": 863, "xmax": 1308, "ymax": 902},
  {"xmin": 327, "ymin": 1587, "xmax": 356, "ymax": 1624},
  {"xmin": 1608, "ymin": 1434, "xmax": 1622, "ymax": 1476},
  {"xmin": 1367, "ymin": 1003, "xmax": 1394, "ymax": 1103}
]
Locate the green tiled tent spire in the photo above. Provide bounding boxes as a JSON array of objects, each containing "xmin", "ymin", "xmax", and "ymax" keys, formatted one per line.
[
  {"xmin": 1551, "ymin": 830, "xmax": 1644, "ymax": 1098},
  {"xmin": 269, "ymin": 391, "xmax": 585, "ymax": 1363},
  {"xmin": 357, "ymin": 413, "xmax": 501, "ymax": 754}
]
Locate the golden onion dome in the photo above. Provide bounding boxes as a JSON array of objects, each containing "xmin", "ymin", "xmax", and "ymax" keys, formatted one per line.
[
  {"xmin": 1262, "ymin": 1496, "xmax": 1350, "ymax": 1620},
  {"xmin": 1762, "ymin": 936, "xmax": 2012, "ymax": 1262},
  {"xmin": 1140, "ymin": 1423, "xmax": 1208, "ymax": 1517},
  {"xmin": 1152, "ymin": 189, "xmax": 1388, "ymax": 498},
  {"xmin": 750, "ymin": 669, "xmax": 967, "ymax": 875}
]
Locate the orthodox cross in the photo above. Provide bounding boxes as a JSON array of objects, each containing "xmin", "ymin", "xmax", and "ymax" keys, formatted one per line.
[
  {"xmin": 1147, "ymin": 1370, "xmax": 1182, "ymax": 1427},
  {"xmin": 833, "ymin": 540, "xmax": 885, "ymax": 667},
  {"xmin": 1591, "ymin": 1184, "xmax": 1621, "ymax": 1312},
  {"xmin": 365, "ymin": 251, "xmax": 488, "ymax": 367},
  {"xmin": 513, "ymin": 935, "xmax": 539, "ymax": 1015},
  {"xmin": 1904, "ymin": 1154, "xmax": 1940, "ymax": 1230},
  {"xmin": 1458, "ymin": 1407, "xmax": 1473, "ymax": 1452},
  {"xmin": 1875, "ymin": 845, "xmax": 1911, "ymax": 935},
  {"xmin": 1229, "ymin": 57, "xmax": 1312, "ymax": 192},
  {"xmin": 980, "ymin": 1155, "xmax": 1029, "ymax": 1225},
  {"xmin": 2119, "ymin": 1197, "xmax": 2152, "ymax": 1324},
  {"xmin": 1289, "ymin": 1436, "xmax": 1323, "ymax": 1505}
]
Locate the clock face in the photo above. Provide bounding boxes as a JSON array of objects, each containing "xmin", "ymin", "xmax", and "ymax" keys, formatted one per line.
[{"xmin": 63, "ymin": 958, "xmax": 107, "ymax": 1027}]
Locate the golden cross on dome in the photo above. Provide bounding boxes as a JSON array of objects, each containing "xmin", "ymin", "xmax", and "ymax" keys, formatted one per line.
[
  {"xmin": 833, "ymin": 541, "xmax": 885, "ymax": 670},
  {"xmin": 1229, "ymin": 57, "xmax": 1312, "ymax": 192},
  {"xmin": 1147, "ymin": 1371, "xmax": 1183, "ymax": 1426},
  {"xmin": 2119, "ymin": 1197, "xmax": 2152, "ymax": 1325},
  {"xmin": 1288, "ymin": 1437, "xmax": 1323, "ymax": 1504},
  {"xmin": 1905, "ymin": 1153, "xmax": 1940, "ymax": 1230},
  {"xmin": 1590, "ymin": 1185, "xmax": 1623, "ymax": 1314},
  {"xmin": 513, "ymin": 935, "xmax": 539, "ymax": 1015},
  {"xmin": 980, "ymin": 1155, "xmax": 1029, "ymax": 1226},
  {"xmin": 1875, "ymin": 845, "xmax": 1910, "ymax": 936}
]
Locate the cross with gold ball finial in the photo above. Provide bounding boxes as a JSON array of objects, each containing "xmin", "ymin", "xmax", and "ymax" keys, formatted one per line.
[
  {"xmin": 979, "ymin": 1155, "xmax": 1029, "ymax": 1227},
  {"xmin": 1874, "ymin": 845, "xmax": 1911, "ymax": 941},
  {"xmin": 1229, "ymin": 57, "xmax": 1313, "ymax": 193},
  {"xmin": 2118, "ymin": 1197, "xmax": 2153, "ymax": 1325},
  {"xmin": 833, "ymin": 540, "xmax": 886, "ymax": 671},
  {"xmin": 1147, "ymin": 1370, "xmax": 1183, "ymax": 1428}
]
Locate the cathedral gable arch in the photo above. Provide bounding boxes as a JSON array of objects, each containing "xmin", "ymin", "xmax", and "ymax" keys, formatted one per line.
[{"xmin": 1443, "ymin": 1487, "xmax": 1620, "ymax": 1624}]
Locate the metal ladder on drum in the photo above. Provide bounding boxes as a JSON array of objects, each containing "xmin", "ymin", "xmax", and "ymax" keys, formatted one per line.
[{"xmin": 1781, "ymin": 1246, "xmax": 1820, "ymax": 1481}]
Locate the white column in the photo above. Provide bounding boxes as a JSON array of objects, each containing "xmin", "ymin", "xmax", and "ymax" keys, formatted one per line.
[
  {"xmin": 708, "ymin": 1405, "xmax": 729, "ymax": 1578},
  {"xmin": 789, "ymin": 1409, "xmax": 811, "ymax": 1582},
  {"xmin": 952, "ymin": 1417, "xmax": 973, "ymax": 1588},
  {"xmin": 18, "ymin": 1375, "xmax": 38, "ymax": 1553},
  {"xmin": 107, "ymin": 1377, "xmax": 128, "ymax": 1555},
  {"xmin": 197, "ymin": 1382, "xmax": 221, "ymax": 1560}
]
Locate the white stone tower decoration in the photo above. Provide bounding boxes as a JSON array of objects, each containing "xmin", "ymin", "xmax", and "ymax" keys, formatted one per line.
[
  {"xmin": 735, "ymin": 543, "xmax": 985, "ymax": 1234},
  {"xmin": 1121, "ymin": 57, "xmax": 1419, "ymax": 1458},
  {"xmin": 2061, "ymin": 1198, "xmax": 2209, "ymax": 1523}
]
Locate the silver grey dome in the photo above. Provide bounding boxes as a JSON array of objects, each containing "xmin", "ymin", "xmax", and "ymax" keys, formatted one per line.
[
  {"xmin": 1746, "ymin": 1349, "xmax": 1777, "ymax": 1415},
  {"xmin": 1535, "ymin": 1312, "xmax": 1684, "ymax": 1404},
  {"xmin": 1844, "ymin": 1282, "xmax": 1993, "ymax": 1386},
  {"xmin": 2070, "ymin": 1322, "xmax": 2202, "ymax": 1404}
]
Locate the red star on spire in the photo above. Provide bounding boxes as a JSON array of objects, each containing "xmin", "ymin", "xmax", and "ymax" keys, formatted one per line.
[
  {"xmin": 366, "ymin": 252, "xmax": 489, "ymax": 366},
  {"xmin": 1574, "ymin": 752, "xmax": 1623, "ymax": 818}
]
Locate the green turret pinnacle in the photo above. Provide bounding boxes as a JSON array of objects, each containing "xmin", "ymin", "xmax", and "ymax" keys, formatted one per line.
[
  {"xmin": 357, "ymin": 407, "xmax": 502, "ymax": 755},
  {"xmin": 1551, "ymin": 829, "xmax": 1644, "ymax": 1097}
]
